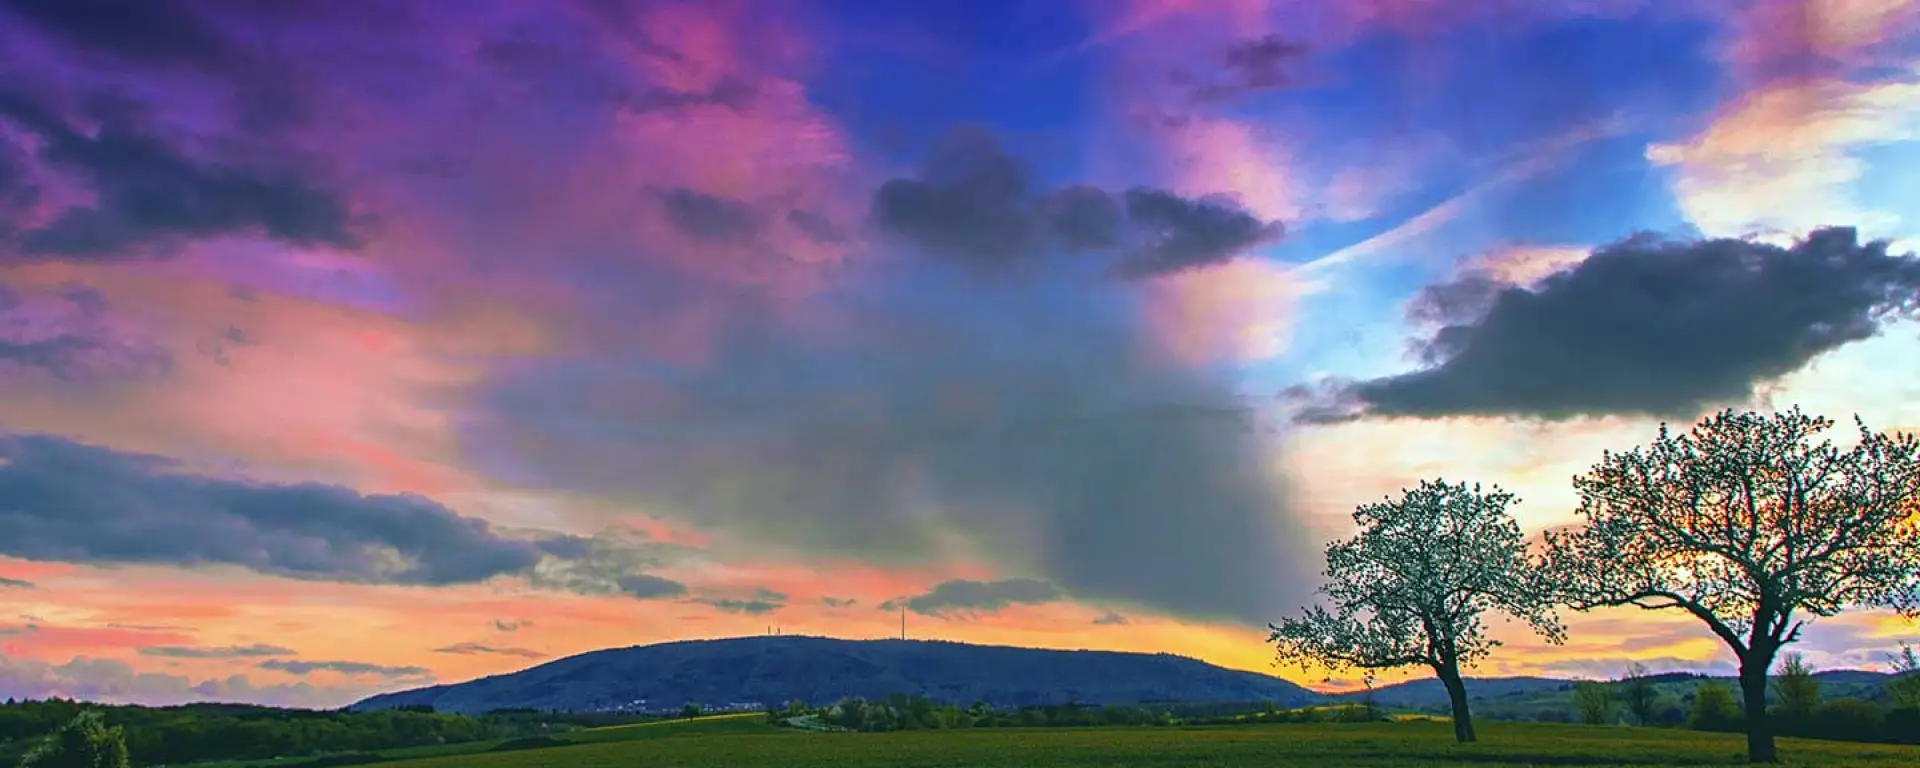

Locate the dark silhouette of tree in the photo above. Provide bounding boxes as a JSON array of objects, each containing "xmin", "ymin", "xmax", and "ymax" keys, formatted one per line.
[
  {"xmin": 1619, "ymin": 662, "xmax": 1661, "ymax": 726},
  {"xmin": 680, "ymin": 702, "xmax": 702, "ymax": 720},
  {"xmin": 1269, "ymin": 479, "xmax": 1563, "ymax": 743},
  {"xmin": 1540, "ymin": 408, "xmax": 1920, "ymax": 763},
  {"xmin": 18, "ymin": 710, "xmax": 130, "ymax": 768}
]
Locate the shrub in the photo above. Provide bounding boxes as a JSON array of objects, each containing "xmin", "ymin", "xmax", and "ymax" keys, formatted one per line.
[{"xmin": 1808, "ymin": 699, "xmax": 1883, "ymax": 743}]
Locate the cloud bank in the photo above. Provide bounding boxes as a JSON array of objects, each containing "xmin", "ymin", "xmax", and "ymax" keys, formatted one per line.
[{"xmin": 1293, "ymin": 227, "xmax": 1920, "ymax": 422}]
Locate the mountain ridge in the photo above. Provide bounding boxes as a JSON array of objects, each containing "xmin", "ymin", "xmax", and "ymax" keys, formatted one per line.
[{"xmin": 350, "ymin": 635, "xmax": 1323, "ymax": 715}]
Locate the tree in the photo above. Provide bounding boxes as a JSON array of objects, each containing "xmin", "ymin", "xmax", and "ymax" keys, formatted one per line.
[
  {"xmin": 18, "ymin": 710, "xmax": 130, "ymax": 768},
  {"xmin": 1573, "ymin": 681, "xmax": 1615, "ymax": 725},
  {"xmin": 1269, "ymin": 479, "xmax": 1563, "ymax": 743},
  {"xmin": 1540, "ymin": 409, "xmax": 1920, "ymax": 763},
  {"xmin": 1690, "ymin": 682, "xmax": 1741, "ymax": 732},
  {"xmin": 1887, "ymin": 642, "xmax": 1920, "ymax": 710},
  {"xmin": 680, "ymin": 702, "xmax": 701, "ymax": 720},
  {"xmin": 1619, "ymin": 662, "xmax": 1661, "ymax": 726},
  {"xmin": 1771, "ymin": 653, "xmax": 1820, "ymax": 733}
]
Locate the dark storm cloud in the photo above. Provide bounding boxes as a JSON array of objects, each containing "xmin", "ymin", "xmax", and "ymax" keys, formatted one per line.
[
  {"xmin": 260, "ymin": 659, "xmax": 430, "ymax": 679},
  {"xmin": 139, "ymin": 644, "xmax": 294, "ymax": 659},
  {"xmin": 0, "ymin": 433, "xmax": 683, "ymax": 594},
  {"xmin": 0, "ymin": 90, "xmax": 356, "ymax": 259},
  {"xmin": 820, "ymin": 596, "xmax": 857, "ymax": 608},
  {"xmin": 432, "ymin": 642, "xmax": 548, "ymax": 660},
  {"xmin": 1293, "ymin": 227, "xmax": 1920, "ymax": 422},
  {"xmin": 1117, "ymin": 188, "xmax": 1282, "ymax": 277},
  {"xmin": 492, "ymin": 618, "xmax": 532, "ymax": 632},
  {"xmin": 880, "ymin": 578, "xmax": 1061, "ymax": 617},
  {"xmin": 459, "ymin": 130, "xmax": 1314, "ymax": 627},
  {"xmin": 868, "ymin": 129, "xmax": 1275, "ymax": 277},
  {"xmin": 0, "ymin": 283, "xmax": 173, "ymax": 381},
  {"xmin": 0, "ymin": 577, "xmax": 31, "ymax": 589},
  {"xmin": 701, "ymin": 588, "xmax": 788, "ymax": 615},
  {"xmin": 1092, "ymin": 611, "xmax": 1130, "ymax": 626},
  {"xmin": 658, "ymin": 187, "xmax": 760, "ymax": 243}
]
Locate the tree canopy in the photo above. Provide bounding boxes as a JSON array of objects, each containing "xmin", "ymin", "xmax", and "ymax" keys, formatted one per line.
[
  {"xmin": 1270, "ymin": 479, "xmax": 1562, "ymax": 742},
  {"xmin": 1540, "ymin": 408, "xmax": 1920, "ymax": 762}
]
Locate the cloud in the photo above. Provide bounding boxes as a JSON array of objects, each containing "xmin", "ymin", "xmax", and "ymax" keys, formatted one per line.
[
  {"xmin": 522, "ymin": 530, "xmax": 692, "ymax": 601},
  {"xmin": 1646, "ymin": 74, "xmax": 1920, "ymax": 243},
  {"xmin": 0, "ymin": 88, "xmax": 356, "ymax": 259},
  {"xmin": 1535, "ymin": 656, "xmax": 1739, "ymax": 680},
  {"xmin": 0, "ymin": 433, "xmax": 689, "ymax": 594},
  {"xmin": 463, "ymin": 233, "xmax": 1319, "ymax": 625},
  {"xmin": 0, "ymin": 577, "xmax": 30, "ymax": 589},
  {"xmin": 659, "ymin": 187, "xmax": 761, "ymax": 243},
  {"xmin": 701, "ymin": 588, "xmax": 788, "ymax": 615},
  {"xmin": 868, "ymin": 128, "xmax": 1278, "ymax": 278},
  {"xmin": 0, "ymin": 654, "xmax": 363, "ymax": 708},
  {"xmin": 492, "ymin": 618, "xmax": 532, "ymax": 632},
  {"xmin": 617, "ymin": 574, "xmax": 690, "ymax": 600},
  {"xmin": 1291, "ymin": 227, "xmax": 1920, "ymax": 422},
  {"xmin": 1093, "ymin": 611, "xmax": 1132, "ymax": 626},
  {"xmin": 0, "ymin": 283, "xmax": 173, "ymax": 381},
  {"xmin": 0, "ymin": 0, "xmax": 248, "ymax": 74},
  {"xmin": 881, "ymin": 578, "xmax": 1062, "ymax": 618},
  {"xmin": 1183, "ymin": 34, "xmax": 1311, "ymax": 104},
  {"xmin": 138, "ymin": 643, "xmax": 295, "ymax": 659},
  {"xmin": 820, "ymin": 596, "xmax": 857, "ymax": 608},
  {"xmin": 1116, "ymin": 187, "xmax": 1283, "ymax": 278},
  {"xmin": 259, "ymin": 659, "xmax": 431, "ymax": 679},
  {"xmin": 431, "ymin": 642, "xmax": 548, "ymax": 660}
]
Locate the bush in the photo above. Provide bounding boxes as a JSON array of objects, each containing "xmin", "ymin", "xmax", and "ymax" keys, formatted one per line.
[
  {"xmin": 1808, "ymin": 699, "xmax": 1883, "ymax": 743},
  {"xmin": 18, "ymin": 710, "xmax": 130, "ymax": 768}
]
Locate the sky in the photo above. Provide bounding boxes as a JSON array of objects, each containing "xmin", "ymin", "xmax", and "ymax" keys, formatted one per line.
[{"xmin": 0, "ymin": 0, "xmax": 1918, "ymax": 709}]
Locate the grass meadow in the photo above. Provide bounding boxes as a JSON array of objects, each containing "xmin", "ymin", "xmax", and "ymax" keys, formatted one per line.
[{"xmin": 240, "ymin": 713, "xmax": 1920, "ymax": 768}]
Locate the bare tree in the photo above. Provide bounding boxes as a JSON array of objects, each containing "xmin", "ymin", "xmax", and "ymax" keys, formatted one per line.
[
  {"xmin": 1618, "ymin": 662, "xmax": 1661, "ymax": 726},
  {"xmin": 1269, "ymin": 479, "xmax": 1563, "ymax": 743},
  {"xmin": 1573, "ymin": 680, "xmax": 1615, "ymax": 725},
  {"xmin": 1540, "ymin": 408, "xmax": 1920, "ymax": 763}
]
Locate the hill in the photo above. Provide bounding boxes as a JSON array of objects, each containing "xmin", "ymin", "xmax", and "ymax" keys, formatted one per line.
[{"xmin": 350, "ymin": 636, "xmax": 1323, "ymax": 715}]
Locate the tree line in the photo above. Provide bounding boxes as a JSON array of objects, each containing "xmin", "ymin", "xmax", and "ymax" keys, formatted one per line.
[
  {"xmin": 1270, "ymin": 407, "xmax": 1920, "ymax": 764},
  {"xmin": 1566, "ymin": 652, "xmax": 1920, "ymax": 744},
  {"xmin": 770, "ymin": 694, "xmax": 1386, "ymax": 732},
  {"xmin": 0, "ymin": 698, "xmax": 650, "ymax": 767}
]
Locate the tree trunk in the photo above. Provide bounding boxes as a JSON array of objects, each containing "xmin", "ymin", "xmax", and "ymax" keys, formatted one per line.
[
  {"xmin": 1739, "ymin": 655, "xmax": 1777, "ymax": 763},
  {"xmin": 1436, "ymin": 664, "xmax": 1476, "ymax": 743}
]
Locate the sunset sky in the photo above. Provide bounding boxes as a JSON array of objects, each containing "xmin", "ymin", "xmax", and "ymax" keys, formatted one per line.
[{"xmin": 2, "ymin": 0, "xmax": 1919, "ymax": 709}]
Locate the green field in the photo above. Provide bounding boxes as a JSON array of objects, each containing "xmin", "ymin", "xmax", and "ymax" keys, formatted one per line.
[{"xmin": 339, "ymin": 715, "xmax": 1920, "ymax": 768}]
